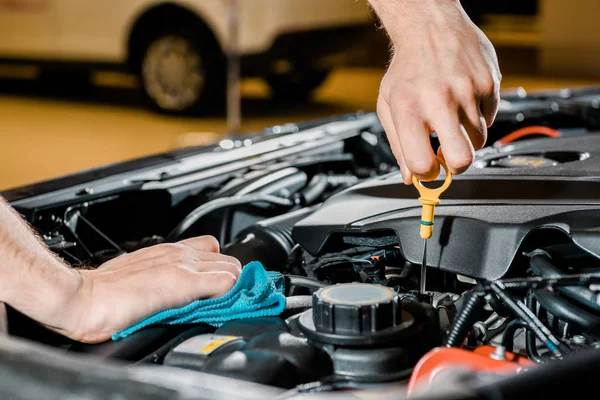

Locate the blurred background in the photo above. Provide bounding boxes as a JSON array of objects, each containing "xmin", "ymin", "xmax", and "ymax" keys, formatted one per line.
[{"xmin": 1, "ymin": 0, "xmax": 599, "ymax": 191}]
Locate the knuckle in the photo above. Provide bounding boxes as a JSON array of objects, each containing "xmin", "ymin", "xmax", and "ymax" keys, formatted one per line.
[
  {"xmin": 225, "ymin": 256, "xmax": 242, "ymax": 268},
  {"xmin": 428, "ymin": 83, "xmax": 456, "ymax": 109},
  {"xmin": 173, "ymin": 261, "xmax": 192, "ymax": 272},
  {"xmin": 455, "ymin": 77, "xmax": 474, "ymax": 96},
  {"xmin": 448, "ymin": 152, "xmax": 475, "ymax": 172},
  {"xmin": 209, "ymin": 272, "xmax": 237, "ymax": 296},
  {"xmin": 407, "ymin": 158, "xmax": 436, "ymax": 176},
  {"xmin": 455, "ymin": 79, "xmax": 476, "ymax": 104},
  {"xmin": 392, "ymin": 96, "xmax": 420, "ymax": 117},
  {"xmin": 198, "ymin": 235, "xmax": 219, "ymax": 251},
  {"xmin": 158, "ymin": 243, "xmax": 187, "ymax": 254},
  {"xmin": 225, "ymin": 263, "xmax": 242, "ymax": 278},
  {"xmin": 478, "ymin": 73, "xmax": 496, "ymax": 95}
]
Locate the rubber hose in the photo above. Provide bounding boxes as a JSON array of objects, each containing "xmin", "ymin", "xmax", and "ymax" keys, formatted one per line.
[
  {"xmin": 443, "ymin": 290, "xmax": 486, "ymax": 347},
  {"xmin": 501, "ymin": 319, "xmax": 528, "ymax": 352},
  {"xmin": 285, "ymin": 296, "xmax": 313, "ymax": 310},
  {"xmin": 534, "ymin": 288, "xmax": 600, "ymax": 336},
  {"xmin": 166, "ymin": 194, "xmax": 293, "ymax": 242},
  {"xmin": 490, "ymin": 282, "xmax": 566, "ymax": 359},
  {"xmin": 530, "ymin": 253, "xmax": 600, "ymax": 312},
  {"xmin": 297, "ymin": 174, "xmax": 329, "ymax": 206},
  {"xmin": 285, "ymin": 275, "xmax": 327, "ymax": 291},
  {"xmin": 526, "ymin": 293, "xmax": 547, "ymax": 364}
]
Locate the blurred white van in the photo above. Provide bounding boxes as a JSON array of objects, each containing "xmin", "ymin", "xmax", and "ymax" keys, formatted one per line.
[{"xmin": 0, "ymin": 0, "xmax": 373, "ymax": 113}]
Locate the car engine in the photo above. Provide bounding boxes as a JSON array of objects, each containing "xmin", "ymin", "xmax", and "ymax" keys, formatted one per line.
[{"xmin": 4, "ymin": 86, "xmax": 600, "ymax": 398}]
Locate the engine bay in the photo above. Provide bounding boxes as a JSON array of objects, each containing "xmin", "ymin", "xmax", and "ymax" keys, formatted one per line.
[{"xmin": 4, "ymin": 86, "xmax": 600, "ymax": 398}]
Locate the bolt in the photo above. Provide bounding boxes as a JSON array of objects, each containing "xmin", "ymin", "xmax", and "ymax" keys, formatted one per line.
[
  {"xmin": 490, "ymin": 345, "xmax": 507, "ymax": 361},
  {"xmin": 76, "ymin": 187, "xmax": 93, "ymax": 196},
  {"xmin": 573, "ymin": 335, "xmax": 587, "ymax": 345}
]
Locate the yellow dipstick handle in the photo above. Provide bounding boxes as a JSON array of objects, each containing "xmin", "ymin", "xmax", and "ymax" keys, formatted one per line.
[{"xmin": 411, "ymin": 157, "xmax": 453, "ymax": 239}]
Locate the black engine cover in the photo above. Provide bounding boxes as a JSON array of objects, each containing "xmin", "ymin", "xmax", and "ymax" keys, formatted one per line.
[{"xmin": 293, "ymin": 134, "xmax": 600, "ymax": 280}]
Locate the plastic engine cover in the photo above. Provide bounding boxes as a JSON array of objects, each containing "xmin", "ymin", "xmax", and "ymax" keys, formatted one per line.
[{"xmin": 293, "ymin": 134, "xmax": 600, "ymax": 280}]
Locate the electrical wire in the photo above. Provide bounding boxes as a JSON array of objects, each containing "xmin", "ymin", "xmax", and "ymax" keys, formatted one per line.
[
  {"xmin": 489, "ymin": 282, "xmax": 567, "ymax": 359},
  {"xmin": 493, "ymin": 126, "xmax": 561, "ymax": 148},
  {"xmin": 166, "ymin": 194, "xmax": 293, "ymax": 242},
  {"xmin": 483, "ymin": 273, "xmax": 600, "ymax": 291}
]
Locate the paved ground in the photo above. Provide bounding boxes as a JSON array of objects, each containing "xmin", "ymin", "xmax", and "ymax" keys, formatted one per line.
[{"xmin": 1, "ymin": 67, "xmax": 598, "ymax": 191}]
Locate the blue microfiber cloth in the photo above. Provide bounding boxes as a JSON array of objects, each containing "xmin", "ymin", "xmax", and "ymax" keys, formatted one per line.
[{"xmin": 112, "ymin": 261, "xmax": 285, "ymax": 340}]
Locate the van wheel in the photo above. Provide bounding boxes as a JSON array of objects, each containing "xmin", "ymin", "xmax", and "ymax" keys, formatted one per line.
[
  {"xmin": 266, "ymin": 68, "xmax": 330, "ymax": 102},
  {"xmin": 138, "ymin": 30, "xmax": 224, "ymax": 114}
]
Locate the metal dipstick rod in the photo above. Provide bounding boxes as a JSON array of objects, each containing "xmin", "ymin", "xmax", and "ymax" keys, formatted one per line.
[{"xmin": 412, "ymin": 157, "xmax": 453, "ymax": 293}]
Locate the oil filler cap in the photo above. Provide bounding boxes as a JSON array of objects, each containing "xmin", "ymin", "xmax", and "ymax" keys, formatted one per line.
[{"xmin": 312, "ymin": 283, "xmax": 402, "ymax": 336}]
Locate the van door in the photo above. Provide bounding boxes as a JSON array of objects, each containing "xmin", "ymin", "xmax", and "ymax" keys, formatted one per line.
[{"xmin": 0, "ymin": 0, "xmax": 57, "ymax": 59}]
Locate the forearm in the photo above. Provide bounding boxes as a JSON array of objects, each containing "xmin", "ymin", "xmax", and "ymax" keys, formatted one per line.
[
  {"xmin": 368, "ymin": 0, "xmax": 466, "ymax": 44},
  {"xmin": 0, "ymin": 197, "xmax": 80, "ymax": 328}
]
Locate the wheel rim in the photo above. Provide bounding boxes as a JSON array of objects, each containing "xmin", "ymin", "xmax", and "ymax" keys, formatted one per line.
[{"xmin": 142, "ymin": 35, "xmax": 204, "ymax": 111}]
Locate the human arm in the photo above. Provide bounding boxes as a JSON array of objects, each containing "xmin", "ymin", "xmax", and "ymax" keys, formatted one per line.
[
  {"xmin": 0, "ymin": 196, "xmax": 240, "ymax": 343},
  {"xmin": 367, "ymin": 0, "xmax": 502, "ymax": 183}
]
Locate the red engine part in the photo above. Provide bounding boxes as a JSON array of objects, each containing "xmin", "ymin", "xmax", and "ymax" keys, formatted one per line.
[
  {"xmin": 493, "ymin": 125, "xmax": 561, "ymax": 148},
  {"xmin": 407, "ymin": 346, "xmax": 535, "ymax": 396}
]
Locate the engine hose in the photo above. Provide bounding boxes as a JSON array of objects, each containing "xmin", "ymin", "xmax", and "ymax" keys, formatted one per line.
[
  {"xmin": 285, "ymin": 275, "xmax": 327, "ymax": 291},
  {"xmin": 166, "ymin": 194, "xmax": 293, "ymax": 242},
  {"xmin": 526, "ymin": 293, "xmax": 547, "ymax": 364},
  {"xmin": 534, "ymin": 288, "xmax": 600, "ymax": 336},
  {"xmin": 489, "ymin": 282, "xmax": 567, "ymax": 359},
  {"xmin": 443, "ymin": 290, "xmax": 486, "ymax": 347},
  {"xmin": 296, "ymin": 174, "xmax": 329, "ymax": 206},
  {"xmin": 530, "ymin": 253, "xmax": 600, "ymax": 312},
  {"xmin": 285, "ymin": 296, "xmax": 313, "ymax": 310},
  {"xmin": 501, "ymin": 319, "xmax": 528, "ymax": 352}
]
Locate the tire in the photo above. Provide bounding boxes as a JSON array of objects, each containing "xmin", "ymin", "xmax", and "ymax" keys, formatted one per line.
[
  {"xmin": 266, "ymin": 68, "xmax": 330, "ymax": 102},
  {"xmin": 137, "ymin": 28, "xmax": 225, "ymax": 115}
]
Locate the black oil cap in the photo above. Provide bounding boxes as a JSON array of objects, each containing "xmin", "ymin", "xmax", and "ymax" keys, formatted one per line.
[{"xmin": 312, "ymin": 283, "xmax": 402, "ymax": 335}]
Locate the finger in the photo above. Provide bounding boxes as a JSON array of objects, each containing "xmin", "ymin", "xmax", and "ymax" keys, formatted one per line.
[
  {"xmin": 475, "ymin": 72, "xmax": 501, "ymax": 128},
  {"xmin": 191, "ymin": 271, "xmax": 238, "ymax": 298},
  {"xmin": 97, "ymin": 239, "xmax": 236, "ymax": 273},
  {"xmin": 144, "ymin": 253, "xmax": 242, "ymax": 276},
  {"xmin": 377, "ymin": 97, "xmax": 412, "ymax": 183},
  {"xmin": 178, "ymin": 236, "xmax": 220, "ymax": 253},
  {"xmin": 426, "ymin": 97, "xmax": 474, "ymax": 175},
  {"xmin": 161, "ymin": 270, "xmax": 238, "ymax": 306},
  {"xmin": 389, "ymin": 97, "xmax": 438, "ymax": 181},
  {"xmin": 453, "ymin": 77, "xmax": 487, "ymax": 152},
  {"xmin": 169, "ymin": 250, "xmax": 242, "ymax": 270},
  {"xmin": 186, "ymin": 261, "xmax": 242, "ymax": 279},
  {"xmin": 460, "ymin": 102, "xmax": 487, "ymax": 151},
  {"xmin": 481, "ymin": 89, "xmax": 500, "ymax": 128},
  {"xmin": 97, "ymin": 242, "xmax": 198, "ymax": 270}
]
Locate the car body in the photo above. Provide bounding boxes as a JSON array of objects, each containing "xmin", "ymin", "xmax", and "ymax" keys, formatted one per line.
[{"xmin": 0, "ymin": 0, "xmax": 374, "ymax": 113}]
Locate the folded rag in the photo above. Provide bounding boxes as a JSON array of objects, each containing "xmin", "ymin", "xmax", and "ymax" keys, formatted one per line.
[{"xmin": 112, "ymin": 261, "xmax": 286, "ymax": 340}]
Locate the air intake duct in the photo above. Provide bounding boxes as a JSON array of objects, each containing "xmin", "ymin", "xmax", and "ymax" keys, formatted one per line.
[{"xmin": 222, "ymin": 206, "xmax": 317, "ymax": 272}]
